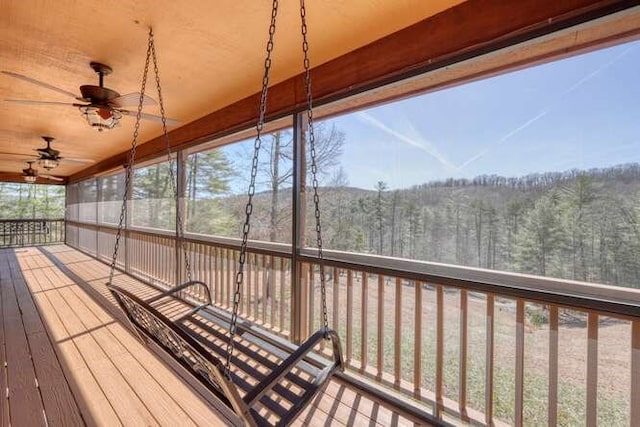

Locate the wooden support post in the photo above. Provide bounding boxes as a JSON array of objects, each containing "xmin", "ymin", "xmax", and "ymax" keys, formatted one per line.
[{"xmin": 291, "ymin": 112, "xmax": 304, "ymax": 344}]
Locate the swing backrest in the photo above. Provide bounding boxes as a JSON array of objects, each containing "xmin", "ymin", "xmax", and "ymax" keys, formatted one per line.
[{"xmin": 108, "ymin": 285, "xmax": 252, "ymax": 422}]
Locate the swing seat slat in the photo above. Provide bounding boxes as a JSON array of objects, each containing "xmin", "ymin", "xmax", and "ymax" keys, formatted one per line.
[{"xmin": 108, "ymin": 283, "xmax": 344, "ymax": 426}]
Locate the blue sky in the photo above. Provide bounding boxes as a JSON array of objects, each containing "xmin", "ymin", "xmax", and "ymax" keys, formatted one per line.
[{"xmin": 330, "ymin": 40, "xmax": 640, "ymax": 190}]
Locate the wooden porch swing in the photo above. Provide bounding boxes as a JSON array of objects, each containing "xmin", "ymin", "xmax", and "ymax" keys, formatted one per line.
[{"xmin": 107, "ymin": 2, "xmax": 344, "ymax": 426}]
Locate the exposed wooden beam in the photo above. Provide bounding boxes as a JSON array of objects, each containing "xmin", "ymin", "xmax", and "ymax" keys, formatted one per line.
[{"xmin": 69, "ymin": 0, "xmax": 639, "ymax": 183}]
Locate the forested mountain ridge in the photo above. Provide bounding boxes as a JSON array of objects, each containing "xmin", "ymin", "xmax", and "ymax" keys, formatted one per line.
[
  {"xmin": 313, "ymin": 163, "xmax": 640, "ymax": 288},
  {"xmin": 201, "ymin": 163, "xmax": 640, "ymax": 288},
  {"xmin": 112, "ymin": 157, "xmax": 640, "ymax": 289}
]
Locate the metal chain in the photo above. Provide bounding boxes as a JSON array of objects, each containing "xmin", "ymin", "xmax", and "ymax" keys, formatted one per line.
[
  {"xmin": 224, "ymin": 0, "xmax": 279, "ymax": 379},
  {"xmin": 108, "ymin": 31, "xmax": 153, "ymax": 286},
  {"xmin": 149, "ymin": 28, "xmax": 193, "ymax": 283},
  {"xmin": 300, "ymin": 0, "xmax": 329, "ymax": 332}
]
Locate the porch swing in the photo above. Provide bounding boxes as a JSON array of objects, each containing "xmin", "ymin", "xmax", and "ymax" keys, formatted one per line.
[{"xmin": 107, "ymin": 2, "xmax": 344, "ymax": 426}]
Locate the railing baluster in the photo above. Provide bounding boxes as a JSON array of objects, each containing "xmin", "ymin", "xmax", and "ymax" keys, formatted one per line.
[
  {"xmin": 279, "ymin": 257, "xmax": 285, "ymax": 332},
  {"xmin": 515, "ymin": 299, "xmax": 525, "ymax": 427},
  {"xmin": 215, "ymin": 246, "xmax": 221, "ymax": 304},
  {"xmin": 436, "ymin": 284, "xmax": 444, "ymax": 417},
  {"xmin": 333, "ymin": 267, "xmax": 340, "ymax": 332},
  {"xmin": 206, "ymin": 244, "xmax": 212, "ymax": 300},
  {"xmin": 377, "ymin": 274, "xmax": 384, "ymax": 379},
  {"xmin": 254, "ymin": 253, "xmax": 259, "ymax": 319},
  {"xmin": 459, "ymin": 289, "xmax": 468, "ymax": 418},
  {"xmin": 632, "ymin": 320, "xmax": 640, "ymax": 427},
  {"xmin": 361, "ymin": 272, "xmax": 369, "ymax": 374},
  {"xmin": 308, "ymin": 263, "xmax": 315, "ymax": 333},
  {"xmin": 346, "ymin": 269, "xmax": 353, "ymax": 366},
  {"xmin": 270, "ymin": 255, "xmax": 275, "ymax": 326},
  {"xmin": 228, "ymin": 249, "xmax": 234, "ymax": 308},
  {"xmin": 246, "ymin": 252, "xmax": 252, "ymax": 317},
  {"xmin": 394, "ymin": 277, "xmax": 402, "ymax": 390},
  {"xmin": 485, "ymin": 293, "xmax": 495, "ymax": 425},
  {"xmin": 587, "ymin": 312, "xmax": 598, "ymax": 427},
  {"xmin": 414, "ymin": 280, "xmax": 422, "ymax": 399},
  {"xmin": 262, "ymin": 254, "xmax": 268, "ymax": 324}
]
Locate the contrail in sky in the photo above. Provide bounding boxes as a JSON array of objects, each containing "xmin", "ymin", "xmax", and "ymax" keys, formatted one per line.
[
  {"xmin": 458, "ymin": 45, "xmax": 636, "ymax": 170},
  {"xmin": 458, "ymin": 111, "xmax": 548, "ymax": 169},
  {"xmin": 357, "ymin": 111, "xmax": 459, "ymax": 171}
]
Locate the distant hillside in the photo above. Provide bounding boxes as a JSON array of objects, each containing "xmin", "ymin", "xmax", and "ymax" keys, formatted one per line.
[{"xmin": 189, "ymin": 163, "xmax": 640, "ymax": 288}]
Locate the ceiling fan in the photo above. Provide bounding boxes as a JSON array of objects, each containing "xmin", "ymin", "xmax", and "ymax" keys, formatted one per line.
[
  {"xmin": 22, "ymin": 160, "xmax": 63, "ymax": 183},
  {"xmin": 0, "ymin": 136, "xmax": 94, "ymax": 170},
  {"xmin": 2, "ymin": 62, "xmax": 180, "ymax": 131}
]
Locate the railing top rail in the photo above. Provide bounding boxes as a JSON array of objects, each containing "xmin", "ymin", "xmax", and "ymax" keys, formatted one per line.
[
  {"xmin": 66, "ymin": 220, "xmax": 640, "ymax": 319},
  {"xmin": 73, "ymin": 220, "xmax": 293, "ymax": 258},
  {"xmin": 299, "ymin": 249, "xmax": 640, "ymax": 320},
  {"xmin": 0, "ymin": 218, "xmax": 64, "ymax": 222}
]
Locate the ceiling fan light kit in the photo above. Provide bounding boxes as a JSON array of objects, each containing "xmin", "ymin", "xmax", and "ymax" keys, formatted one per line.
[
  {"xmin": 79, "ymin": 104, "xmax": 123, "ymax": 131},
  {"xmin": 36, "ymin": 136, "xmax": 61, "ymax": 170},
  {"xmin": 22, "ymin": 160, "xmax": 38, "ymax": 183},
  {"xmin": 40, "ymin": 158, "xmax": 59, "ymax": 170},
  {"xmin": 78, "ymin": 62, "xmax": 122, "ymax": 131}
]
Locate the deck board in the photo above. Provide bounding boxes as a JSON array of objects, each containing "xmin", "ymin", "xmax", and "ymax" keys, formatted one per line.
[
  {"xmin": 1, "ymin": 247, "xmax": 230, "ymax": 427},
  {"xmin": 1, "ymin": 263, "xmax": 46, "ymax": 427},
  {"xmin": 57, "ymin": 285, "xmax": 197, "ymax": 426},
  {"xmin": 11, "ymin": 269, "xmax": 84, "ymax": 427},
  {"xmin": 22, "ymin": 260, "xmax": 124, "ymax": 426},
  {"xmin": 37, "ymin": 244, "xmax": 424, "ymax": 426},
  {"xmin": 0, "ymin": 268, "xmax": 10, "ymax": 427}
]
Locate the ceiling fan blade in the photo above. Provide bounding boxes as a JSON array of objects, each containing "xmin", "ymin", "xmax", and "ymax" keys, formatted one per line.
[
  {"xmin": 119, "ymin": 109, "xmax": 181, "ymax": 127},
  {"xmin": 2, "ymin": 71, "xmax": 79, "ymax": 99},
  {"xmin": 108, "ymin": 92, "xmax": 157, "ymax": 108},
  {"xmin": 41, "ymin": 174, "xmax": 64, "ymax": 182},
  {"xmin": 5, "ymin": 99, "xmax": 79, "ymax": 107},
  {"xmin": 60, "ymin": 157, "xmax": 95, "ymax": 164},
  {"xmin": 0, "ymin": 151, "xmax": 36, "ymax": 158}
]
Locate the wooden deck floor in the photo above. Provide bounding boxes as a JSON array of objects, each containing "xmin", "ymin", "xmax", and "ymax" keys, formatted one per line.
[{"xmin": 1, "ymin": 245, "xmax": 425, "ymax": 426}]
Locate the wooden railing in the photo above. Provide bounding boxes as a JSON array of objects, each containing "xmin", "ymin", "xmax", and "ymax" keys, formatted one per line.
[
  {"xmin": 66, "ymin": 220, "xmax": 640, "ymax": 426},
  {"xmin": 0, "ymin": 218, "xmax": 65, "ymax": 248}
]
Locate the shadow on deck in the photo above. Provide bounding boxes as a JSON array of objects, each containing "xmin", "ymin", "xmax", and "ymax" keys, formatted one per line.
[{"xmin": 0, "ymin": 245, "xmax": 428, "ymax": 426}]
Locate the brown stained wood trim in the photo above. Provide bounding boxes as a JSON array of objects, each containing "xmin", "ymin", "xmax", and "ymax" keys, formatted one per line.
[{"xmin": 68, "ymin": 0, "xmax": 638, "ymax": 184}]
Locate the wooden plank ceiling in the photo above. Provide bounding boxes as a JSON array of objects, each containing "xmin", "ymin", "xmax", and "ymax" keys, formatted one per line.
[{"xmin": 0, "ymin": 0, "xmax": 464, "ymax": 183}]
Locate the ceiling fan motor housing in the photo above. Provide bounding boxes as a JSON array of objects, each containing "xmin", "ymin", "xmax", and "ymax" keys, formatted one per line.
[{"xmin": 79, "ymin": 85, "xmax": 120, "ymax": 103}]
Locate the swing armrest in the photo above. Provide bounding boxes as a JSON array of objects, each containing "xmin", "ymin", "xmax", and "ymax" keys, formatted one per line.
[
  {"xmin": 243, "ymin": 327, "xmax": 344, "ymax": 407},
  {"xmin": 146, "ymin": 280, "xmax": 212, "ymax": 305}
]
